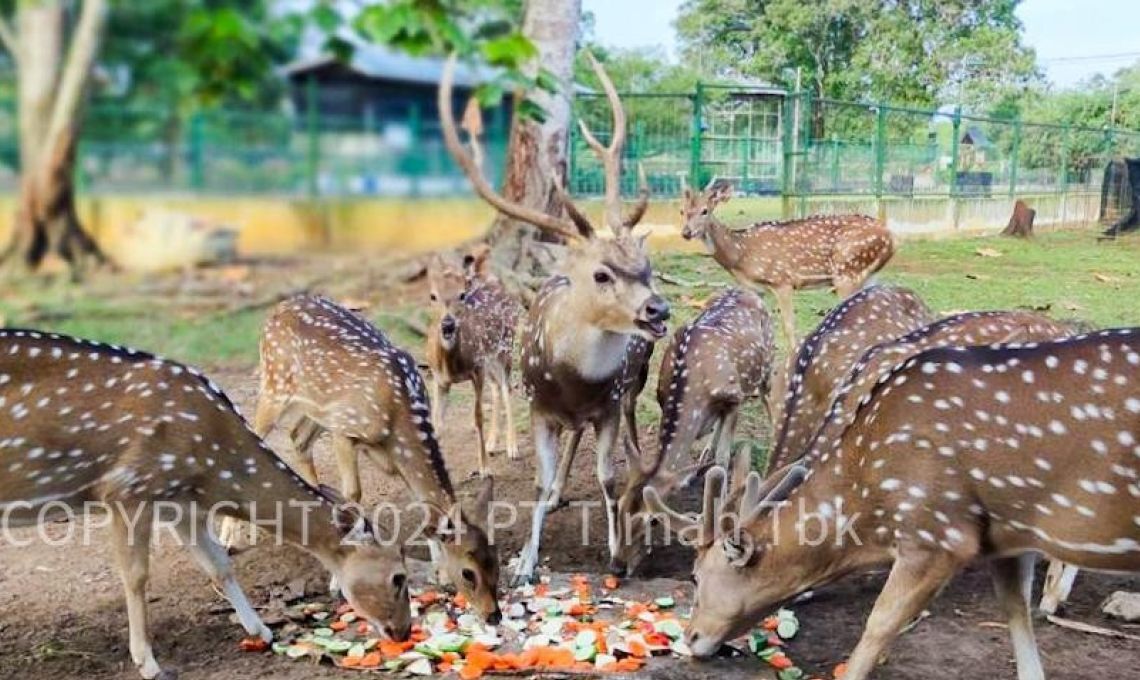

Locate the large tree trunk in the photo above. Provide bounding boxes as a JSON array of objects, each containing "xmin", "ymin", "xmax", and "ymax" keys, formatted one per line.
[
  {"xmin": 1, "ymin": 0, "xmax": 109, "ymax": 278},
  {"xmin": 487, "ymin": 0, "xmax": 580, "ymax": 280}
]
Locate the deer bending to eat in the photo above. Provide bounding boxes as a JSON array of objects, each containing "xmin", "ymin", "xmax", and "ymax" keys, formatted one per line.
[
  {"xmin": 611, "ymin": 288, "xmax": 775, "ymax": 576},
  {"xmin": 680, "ymin": 180, "xmax": 895, "ymax": 350},
  {"xmin": 766, "ymin": 284, "xmax": 933, "ymax": 475},
  {"xmin": 650, "ymin": 328, "xmax": 1140, "ymax": 680},
  {"xmin": 440, "ymin": 52, "xmax": 668, "ymax": 583},
  {"xmin": 426, "ymin": 248, "xmax": 521, "ymax": 475},
  {"xmin": 232, "ymin": 295, "xmax": 502, "ymax": 622},
  {"xmin": 0, "ymin": 330, "xmax": 411, "ymax": 680}
]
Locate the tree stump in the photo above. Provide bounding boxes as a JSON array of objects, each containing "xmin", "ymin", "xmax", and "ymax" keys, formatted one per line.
[{"xmin": 1002, "ymin": 199, "xmax": 1036, "ymax": 238}]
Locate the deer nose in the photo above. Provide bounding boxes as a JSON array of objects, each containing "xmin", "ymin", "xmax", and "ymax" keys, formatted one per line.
[
  {"xmin": 681, "ymin": 227, "xmax": 692, "ymax": 239},
  {"xmin": 486, "ymin": 607, "xmax": 502, "ymax": 625},
  {"xmin": 643, "ymin": 296, "xmax": 670, "ymax": 323},
  {"xmin": 440, "ymin": 315, "xmax": 457, "ymax": 335},
  {"xmin": 608, "ymin": 557, "xmax": 628, "ymax": 577}
]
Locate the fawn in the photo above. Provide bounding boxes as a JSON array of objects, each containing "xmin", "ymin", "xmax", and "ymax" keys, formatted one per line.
[
  {"xmin": 238, "ymin": 295, "xmax": 501, "ymax": 622},
  {"xmin": 651, "ymin": 328, "xmax": 1140, "ymax": 680},
  {"xmin": 426, "ymin": 248, "xmax": 521, "ymax": 475},
  {"xmin": 0, "ymin": 329, "xmax": 410, "ymax": 679}
]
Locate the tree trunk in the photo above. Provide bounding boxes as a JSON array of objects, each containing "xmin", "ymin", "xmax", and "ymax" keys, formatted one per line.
[
  {"xmin": 1002, "ymin": 199, "xmax": 1036, "ymax": 238},
  {"xmin": 1, "ymin": 0, "xmax": 109, "ymax": 278},
  {"xmin": 486, "ymin": 0, "xmax": 581, "ymax": 281}
]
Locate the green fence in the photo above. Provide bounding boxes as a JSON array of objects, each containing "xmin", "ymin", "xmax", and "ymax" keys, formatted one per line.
[{"xmin": 0, "ymin": 87, "xmax": 1136, "ymax": 201}]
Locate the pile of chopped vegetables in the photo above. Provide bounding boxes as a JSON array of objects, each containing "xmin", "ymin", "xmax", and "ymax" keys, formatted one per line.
[{"xmin": 243, "ymin": 573, "xmax": 842, "ymax": 678}]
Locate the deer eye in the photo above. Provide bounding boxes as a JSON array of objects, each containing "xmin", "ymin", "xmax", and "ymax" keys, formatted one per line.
[
  {"xmin": 593, "ymin": 270, "xmax": 612, "ymax": 285},
  {"xmin": 461, "ymin": 568, "xmax": 477, "ymax": 584},
  {"xmin": 458, "ymin": 292, "xmax": 467, "ymax": 303},
  {"xmin": 429, "ymin": 293, "xmax": 438, "ymax": 302},
  {"xmin": 392, "ymin": 573, "xmax": 407, "ymax": 590},
  {"xmin": 700, "ymin": 208, "xmax": 709, "ymax": 216}
]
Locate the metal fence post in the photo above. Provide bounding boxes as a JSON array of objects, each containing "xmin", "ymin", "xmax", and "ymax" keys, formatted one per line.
[
  {"xmin": 1008, "ymin": 117, "xmax": 1021, "ymax": 198},
  {"xmin": 189, "ymin": 110, "xmax": 205, "ymax": 191},
  {"xmin": 1059, "ymin": 123, "xmax": 1071, "ymax": 188},
  {"xmin": 874, "ymin": 103, "xmax": 886, "ymax": 198},
  {"xmin": 305, "ymin": 74, "xmax": 320, "ymax": 199},
  {"xmin": 689, "ymin": 83, "xmax": 704, "ymax": 188},
  {"xmin": 949, "ymin": 106, "xmax": 961, "ymax": 196},
  {"xmin": 408, "ymin": 102, "xmax": 421, "ymax": 198}
]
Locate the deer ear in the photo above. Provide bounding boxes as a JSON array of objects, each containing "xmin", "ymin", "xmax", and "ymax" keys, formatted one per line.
[
  {"xmin": 682, "ymin": 187, "xmax": 693, "ymax": 204},
  {"xmin": 709, "ymin": 181, "xmax": 734, "ymax": 206},
  {"xmin": 722, "ymin": 531, "xmax": 755, "ymax": 568},
  {"xmin": 473, "ymin": 475, "xmax": 494, "ymax": 526}
]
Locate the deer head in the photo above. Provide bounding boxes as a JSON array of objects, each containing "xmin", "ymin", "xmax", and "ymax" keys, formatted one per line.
[
  {"xmin": 680, "ymin": 179, "xmax": 734, "ymax": 242},
  {"xmin": 427, "ymin": 254, "xmax": 469, "ymax": 351},
  {"xmin": 643, "ymin": 464, "xmax": 807, "ymax": 657},
  {"xmin": 424, "ymin": 475, "xmax": 501, "ymax": 623},
  {"xmin": 438, "ymin": 51, "xmax": 668, "ymax": 342},
  {"xmin": 323, "ymin": 487, "xmax": 413, "ymax": 640}
]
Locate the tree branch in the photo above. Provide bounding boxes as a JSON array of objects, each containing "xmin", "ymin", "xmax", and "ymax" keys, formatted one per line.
[
  {"xmin": 42, "ymin": 0, "xmax": 108, "ymax": 170},
  {"xmin": 0, "ymin": 15, "xmax": 18, "ymax": 62}
]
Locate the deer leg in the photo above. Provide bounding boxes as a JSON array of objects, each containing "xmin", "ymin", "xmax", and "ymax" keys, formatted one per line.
[
  {"xmin": 514, "ymin": 415, "xmax": 560, "ymax": 585},
  {"xmin": 332, "ymin": 435, "xmax": 362, "ymax": 504},
  {"xmin": 284, "ymin": 417, "xmax": 320, "ymax": 485},
  {"xmin": 622, "ymin": 393, "xmax": 641, "ymax": 455},
  {"xmin": 991, "ymin": 554, "xmax": 1045, "ymax": 680},
  {"xmin": 251, "ymin": 395, "xmax": 287, "ymax": 438},
  {"xmin": 473, "ymin": 373, "xmax": 489, "ymax": 477},
  {"xmin": 500, "ymin": 375, "xmax": 519, "ymax": 461},
  {"xmin": 842, "ymin": 551, "xmax": 959, "ymax": 680},
  {"xmin": 834, "ymin": 276, "xmax": 860, "ymax": 299},
  {"xmin": 110, "ymin": 508, "xmax": 162, "ymax": 680},
  {"xmin": 431, "ymin": 377, "xmax": 450, "ymax": 428},
  {"xmin": 713, "ymin": 407, "xmax": 739, "ymax": 468},
  {"xmin": 547, "ymin": 428, "xmax": 583, "ymax": 510},
  {"xmin": 1039, "ymin": 560, "xmax": 1079, "ymax": 615},
  {"xmin": 773, "ymin": 285, "xmax": 797, "ymax": 353},
  {"xmin": 485, "ymin": 371, "xmax": 501, "ymax": 455},
  {"xmin": 176, "ymin": 519, "xmax": 272, "ymax": 643},
  {"xmin": 698, "ymin": 417, "xmax": 724, "ymax": 466},
  {"xmin": 594, "ymin": 416, "xmax": 622, "ymax": 563}
]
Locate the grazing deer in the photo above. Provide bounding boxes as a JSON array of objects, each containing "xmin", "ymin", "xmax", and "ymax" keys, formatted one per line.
[
  {"xmin": 650, "ymin": 327, "xmax": 1140, "ymax": 680},
  {"xmin": 239, "ymin": 295, "xmax": 502, "ymax": 623},
  {"xmin": 0, "ymin": 329, "xmax": 411, "ymax": 680},
  {"xmin": 611, "ymin": 288, "xmax": 775, "ymax": 575},
  {"xmin": 680, "ymin": 181, "xmax": 895, "ymax": 350},
  {"xmin": 766, "ymin": 285, "xmax": 933, "ymax": 475},
  {"xmin": 439, "ymin": 52, "xmax": 666, "ymax": 583},
  {"xmin": 426, "ymin": 248, "xmax": 522, "ymax": 475}
]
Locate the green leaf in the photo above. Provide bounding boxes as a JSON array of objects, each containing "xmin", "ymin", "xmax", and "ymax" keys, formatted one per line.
[
  {"xmin": 311, "ymin": 5, "xmax": 342, "ymax": 33},
  {"xmin": 326, "ymin": 36, "xmax": 355, "ymax": 63},
  {"xmin": 535, "ymin": 68, "xmax": 560, "ymax": 95},
  {"xmin": 475, "ymin": 83, "xmax": 506, "ymax": 108},
  {"xmin": 481, "ymin": 32, "xmax": 538, "ymax": 67},
  {"xmin": 516, "ymin": 98, "xmax": 548, "ymax": 124}
]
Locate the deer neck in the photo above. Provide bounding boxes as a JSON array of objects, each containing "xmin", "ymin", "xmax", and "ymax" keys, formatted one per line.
[
  {"xmin": 542, "ymin": 289, "xmax": 631, "ymax": 382},
  {"xmin": 706, "ymin": 220, "xmax": 746, "ymax": 271},
  {"xmin": 387, "ymin": 412, "xmax": 456, "ymax": 509}
]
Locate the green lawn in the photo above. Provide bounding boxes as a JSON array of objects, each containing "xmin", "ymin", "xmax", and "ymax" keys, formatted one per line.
[{"xmin": 2, "ymin": 227, "xmax": 1138, "ymax": 372}]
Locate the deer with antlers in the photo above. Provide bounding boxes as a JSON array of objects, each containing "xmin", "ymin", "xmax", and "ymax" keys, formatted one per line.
[
  {"xmin": 680, "ymin": 182, "xmax": 895, "ymax": 350},
  {"xmin": 610, "ymin": 287, "xmax": 774, "ymax": 575},
  {"xmin": 440, "ymin": 52, "xmax": 667, "ymax": 583},
  {"xmin": 765, "ymin": 284, "xmax": 933, "ymax": 475},
  {"xmin": 226, "ymin": 294, "xmax": 501, "ymax": 622},
  {"xmin": 426, "ymin": 247, "xmax": 521, "ymax": 476},
  {"xmin": 0, "ymin": 329, "xmax": 411, "ymax": 679},
  {"xmin": 650, "ymin": 327, "xmax": 1140, "ymax": 680}
]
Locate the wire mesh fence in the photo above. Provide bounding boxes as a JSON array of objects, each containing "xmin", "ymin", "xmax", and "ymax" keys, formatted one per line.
[{"xmin": 0, "ymin": 88, "xmax": 1136, "ymax": 202}]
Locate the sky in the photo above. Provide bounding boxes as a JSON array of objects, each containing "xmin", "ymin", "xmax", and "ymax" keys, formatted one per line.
[{"xmin": 580, "ymin": 0, "xmax": 1140, "ymax": 89}]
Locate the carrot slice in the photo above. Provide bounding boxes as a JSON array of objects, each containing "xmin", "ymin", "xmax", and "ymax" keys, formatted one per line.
[
  {"xmin": 341, "ymin": 656, "xmax": 362, "ymax": 668},
  {"xmin": 834, "ymin": 662, "xmax": 849, "ymax": 678},
  {"xmin": 454, "ymin": 592, "xmax": 469, "ymax": 608},
  {"xmin": 603, "ymin": 575, "xmax": 619, "ymax": 589},
  {"xmin": 238, "ymin": 637, "xmax": 269, "ymax": 652},
  {"xmin": 358, "ymin": 652, "xmax": 382, "ymax": 668},
  {"xmin": 627, "ymin": 639, "xmax": 649, "ymax": 658},
  {"xmin": 330, "ymin": 621, "xmax": 348, "ymax": 632},
  {"xmin": 459, "ymin": 663, "xmax": 484, "ymax": 680}
]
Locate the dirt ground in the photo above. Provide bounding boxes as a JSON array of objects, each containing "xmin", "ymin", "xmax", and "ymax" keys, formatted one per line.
[{"xmin": 2, "ymin": 260, "xmax": 1139, "ymax": 679}]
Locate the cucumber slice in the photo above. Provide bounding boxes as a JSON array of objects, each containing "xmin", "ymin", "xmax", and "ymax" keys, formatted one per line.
[
  {"xmin": 655, "ymin": 619, "xmax": 685, "ymax": 640},
  {"xmin": 776, "ymin": 619, "xmax": 799, "ymax": 639},
  {"xmin": 325, "ymin": 640, "xmax": 353, "ymax": 653},
  {"xmin": 654, "ymin": 596, "xmax": 675, "ymax": 608},
  {"xmin": 313, "ymin": 627, "xmax": 334, "ymax": 638}
]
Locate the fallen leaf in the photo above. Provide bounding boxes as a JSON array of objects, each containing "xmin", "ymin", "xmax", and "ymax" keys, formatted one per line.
[
  {"xmin": 974, "ymin": 247, "xmax": 1003, "ymax": 258},
  {"xmin": 1093, "ymin": 273, "xmax": 1118, "ymax": 283}
]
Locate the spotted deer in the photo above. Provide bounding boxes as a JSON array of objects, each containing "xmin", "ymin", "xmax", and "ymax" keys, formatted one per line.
[
  {"xmin": 237, "ymin": 295, "xmax": 501, "ymax": 623},
  {"xmin": 0, "ymin": 329, "xmax": 411, "ymax": 679},
  {"xmin": 765, "ymin": 284, "xmax": 933, "ymax": 475},
  {"xmin": 426, "ymin": 248, "xmax": 522, "ymax": 475},
  {"xmin": 650, "ymin": 327, "xmax": 1140, "ymax": 680},
  {"xmin": 440, "ymin": 52, "xmax": 667, "ymax": 583},
  {"xmin": 610, "ymin": 288, "xmax": 775, "ymax": 575},
  {"xmin": 680, "ymin": 181, "xmax": 895, "ymax": 350}
]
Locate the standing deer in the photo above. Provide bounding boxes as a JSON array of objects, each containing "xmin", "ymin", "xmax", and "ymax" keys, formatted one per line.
[
  {"xmin": 650, "ymin": 328, "xmax": 1140, "ymax": 680},
  {"xmin": 680, "ymin": 181, "xmax": 895, "ymax": 350},
  {"xmin": 237, "ymin": 295, "xmax": 502, "ymax": 623},
  {"xmin": 766, "ymin": 284, "xmax": 933, "ymax": 475},
  {"xmin": 0, "ymin": 329, "xmax": 411, "ymax": 680},
  {"xmin": 439, "ymin": 52, "xmax": 667, "ymax": 583},
  {"xmin": 426, "ymin": 248, "xmax": 521, "ymax": 475},
  {"xmin": 611, "ymin": 288, "xmax": 775, "ymax": 576}
]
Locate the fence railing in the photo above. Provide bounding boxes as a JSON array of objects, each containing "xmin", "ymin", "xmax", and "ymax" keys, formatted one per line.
[{"xmin": 0, "ymin": 87, "xmax": 1135, "ymax": 201}]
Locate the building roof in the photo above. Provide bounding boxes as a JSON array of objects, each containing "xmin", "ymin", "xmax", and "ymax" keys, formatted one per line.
[{"xmin": 283, "ymin": 43, "xmax": 498, "ymax": 88}]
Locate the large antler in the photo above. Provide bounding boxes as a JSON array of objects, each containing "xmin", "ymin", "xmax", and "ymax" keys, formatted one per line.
[
  {"xmin": 438, "ymin": 55, "xmax": 585, "ymax": 241},
  {"xmin": 577, "ymin": 51, "xmax": 636, "ymax": 236}
]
